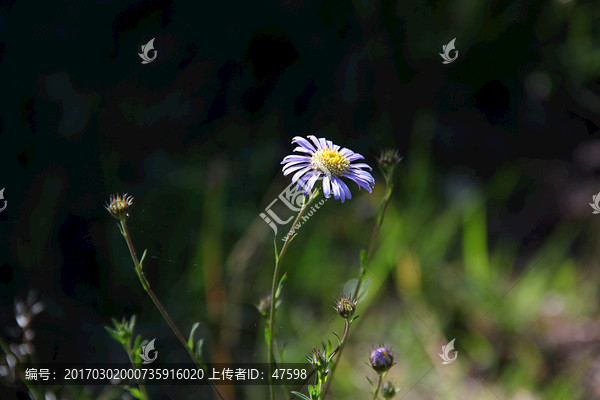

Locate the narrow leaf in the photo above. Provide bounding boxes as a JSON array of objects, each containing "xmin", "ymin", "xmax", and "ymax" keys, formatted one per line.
[
  {"xmin": 195, "ymin": 338, "xmax": 204, "ymax": 363},
  {"xmin": 366, "ymin": 375, "xmax": 374, "ymax": 389},
  {"xmin": 360, "ymin": 249, "xmax": 367, "ymax": 269},
  {"xmin": 290, "ymin": 391, "xmax": 312, "ymax": 400},
  {"xmin": 188, "ymin": 322, "xmax": 200, "ymax": 351},
  {"xmin": 129, "ymin": 315, "xmax": 137, "ymax": 331},
  {"xmin": 104, "ymin": 326, "xmax": 123, "ymax": 344},
  {"xmin": 273, "ymin": 237, "xmax": 279, "ymax": 263},
  {"xmin": 275, "ymin": 273, "xmax": 287, "ymax": 300},
  {"xmin": 140, "ymin": 249, "xmax": 148, "ymax": 269},
  {"xmin": 357, "ymin": 278, "xmax": 372, "ymax": 301},
  {"xmin": 264, "ymin": 325, "xmax": 272, "ymax": 348},
  {"xmin": 126, "ymin": 387, "xmax": 144, "ymax": 400}
]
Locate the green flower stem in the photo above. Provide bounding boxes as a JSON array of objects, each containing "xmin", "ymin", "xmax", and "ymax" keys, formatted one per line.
[
  {"xmin": 124, "ymin": 342, "xmax": 150, "ymax": 400},
  {"xmin": 119, "ymin": 220, "xmax": 225, "ymax": 400},
  {"xmin": 323, "ymin": 179, "xmax": 394, "ymax": 399},
  {"xmin": 268, "ymin": 190, "xmax": 319, "ymax": 400},
  {"xmin": 320, "ymin": 319, "xmax": 349, "ymax": 399},
  {"xmin": 353, "ymin": 181, "xmax": 394, "ymax": 302},
  {"xmin": 373, "ymin": 373, "xmax": 384, "ymax": 400}
]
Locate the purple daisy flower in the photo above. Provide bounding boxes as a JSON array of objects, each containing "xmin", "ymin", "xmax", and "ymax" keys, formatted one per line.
[{"xmin": 280, "ymin": 135, "xmax": 375, "ymax": 203}]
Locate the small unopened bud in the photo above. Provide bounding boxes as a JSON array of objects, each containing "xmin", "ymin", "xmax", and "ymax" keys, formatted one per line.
[
  {"xmin": 256, "ymin": 295, "xmax": 271, "ymax": 317},
  {"xmin": 306, "ymin": 348, "xmax": 328, "ymax": 373},
  {"xmin": 105, "ymin": 193, "xmax": 134, "ymax": 220},
  {"xmin": 369, "ymin": 346, "xmax": 395, "ymax": 374},
  {"xmin": 334, "ymin": 296, "xmax": 356, "ymax": 320},
  {"xmin": 382, "ymin": 381, "xmax": 399, "ymax": 399},
  {"xmin": 377, "ymin": 149, "xmax": 402, "ymax": 183},
  {"xmin": 377, "ymin": 149, "xmax": 402, "ymax": 169}
]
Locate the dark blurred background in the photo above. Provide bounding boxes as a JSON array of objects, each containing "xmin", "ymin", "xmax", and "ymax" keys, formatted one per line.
[{"xmin": 1, "ymin": 0, "xmax": 600, "ymax": 398}]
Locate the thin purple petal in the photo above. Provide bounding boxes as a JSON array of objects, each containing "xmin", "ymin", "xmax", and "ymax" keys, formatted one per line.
[
  {"xmin": 281, "ymin": 155, "xmax": 311, "ymax": 164},
  {"xmin": 322, "ymin": 175, "xmax": 331, "ymax": 198},
  {"xmin": 337, "ymin": 178, "xmax": 352, "ymax": 200},
  {"xmin": 303, "ymin": 173, "xmax": 321, "ymax": 195},
  {"xmin": 347, "ymin": 153, "xmax": 365, "ymax": 161},
  {"xmin": 293, "ymin": 146, "xmax": 314, "ymax": 155},
  {"xmin": 283, "ymin": 163, "xmax": 311, "ymax": 176},
  {"xmin": 350, "ymin": 162, "xmax": 373, "ymax": 171},
  {"xmin": 292, "ymin": 136, "xmax": 317, "ymax": 152},
  {"xmin": 291, "ymin": 166, "xmax": 312, "ymax": 183},
  {"xmin": 331, "ymin": 178, "xmax": 342, "ymax": 201},
  {"xmin": 307, "ymin": 135, "xmax": 323, "ymax": 150}
]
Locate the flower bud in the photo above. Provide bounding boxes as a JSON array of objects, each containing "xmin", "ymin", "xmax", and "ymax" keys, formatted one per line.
[
  {"xmin": 334, "ymin": 296, "xmax": 356, "ymax": 320},
  {"xmin": 369, "ymin": 346, "xmax": 395, "ymax": 374},
  {"xmin": 381, "ymin": 381, "xmax": 399, "ymax": 399},
  {"xmin": 377, "ymin": 149, "xmax": 402, "ymax": 169},
  {"xmin": 256, "ymin": 295, "xmax": 271, "ymax": 317},
  {"xmin": 105, "ymin": 193, "xmax": 134, "ymax": 220}
]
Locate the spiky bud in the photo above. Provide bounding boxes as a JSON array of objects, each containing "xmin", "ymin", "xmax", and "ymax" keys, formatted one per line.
[
  {"xmin": 377, "ymin": 149, "xmax": 402, "ymax": 169},
  {"xmin": 306, "ymin": 348, "xmax": 328, "ymax": 373},
  {"xmin": 334, "ymin": 296, "xmax": 356, "ymax": 320},
  {"xmin": 105, "ymin": 193, "xmax": 134, "ymax": 220},
  {"xmin": 369, "ymin": 346, "xmax": 395, "ymax": 374}
]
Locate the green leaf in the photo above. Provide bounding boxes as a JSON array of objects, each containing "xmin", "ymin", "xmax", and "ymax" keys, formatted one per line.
[
  {"xmin": 366, "ymin": 376, "xmax": 374, "ymax": 390},
  {"xmin": 132, "ymin": 335, "xmax": 142, "ymax": 364},
  {"xmin": 128, "ymin": 315, "xmax": 137, "ymax": 331},
  {"xmin": 188, "ymin": 322, "xmax": 200, "ymax": 351},
  {"xmin": 360, "ymin": 249, "xmax": 368, "ymax": 269},
  {"xmin": 195, "ymin": 338, "xmax": 204, "ymax": 363},
  {"xmin": 139, "ymin": 249, "xmax": 147, "ymax": 269},
  {"xmin": 104, "ymin": 326, "xmax": 123, "ymax": 344},
  {"xmin": 357, "ymin": 278, "xmax": 372, "ymax": 301},
  {"xmin": 273, "ymin": 237, "xmax": 279, "ymax": 263},
  {"xmin": 331, "ymin": 331, "xmax": 341, "ymax": 346},
  {"xmin": 264, "ymin": 325, "xmax": 272, "ymax": 348},
  {"xmin": 275, "ymin": 273, "xmax": 287, "ymax": 300},
  {"xmin": 290, "ymin": 391, "xmax": 312, "ymax": 400},
  {"xmin": 125, "ymin": 387, "xmax": 144, "ymax": 400}
]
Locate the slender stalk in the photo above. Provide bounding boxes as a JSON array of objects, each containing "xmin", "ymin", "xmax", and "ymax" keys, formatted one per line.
[
  {"xmin": 268, "ymin": 191, "xmax": 319, "ymax": 400},
  {"xmin": 373, "ymin": 374, "xmax": 383, "ymax": 400},
  {"xmin": 120, "ymin": 220, "xmax": 225, "ymax": 400},
  {"xmin": 353, "ymin": 182, "xmax": 394, "ymax": 302},
  {"xmin": 124, "ymin": 343, "xmax": 150, "ymax": 400},
  {"xmin": 323, "ymin": 179, "xmax": 394, "ymax": 398}
]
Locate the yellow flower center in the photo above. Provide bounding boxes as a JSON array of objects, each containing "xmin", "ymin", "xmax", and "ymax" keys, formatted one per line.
[{"xmin": 311, "ymin": 148, "xmax": 350, "ymax": 176}]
